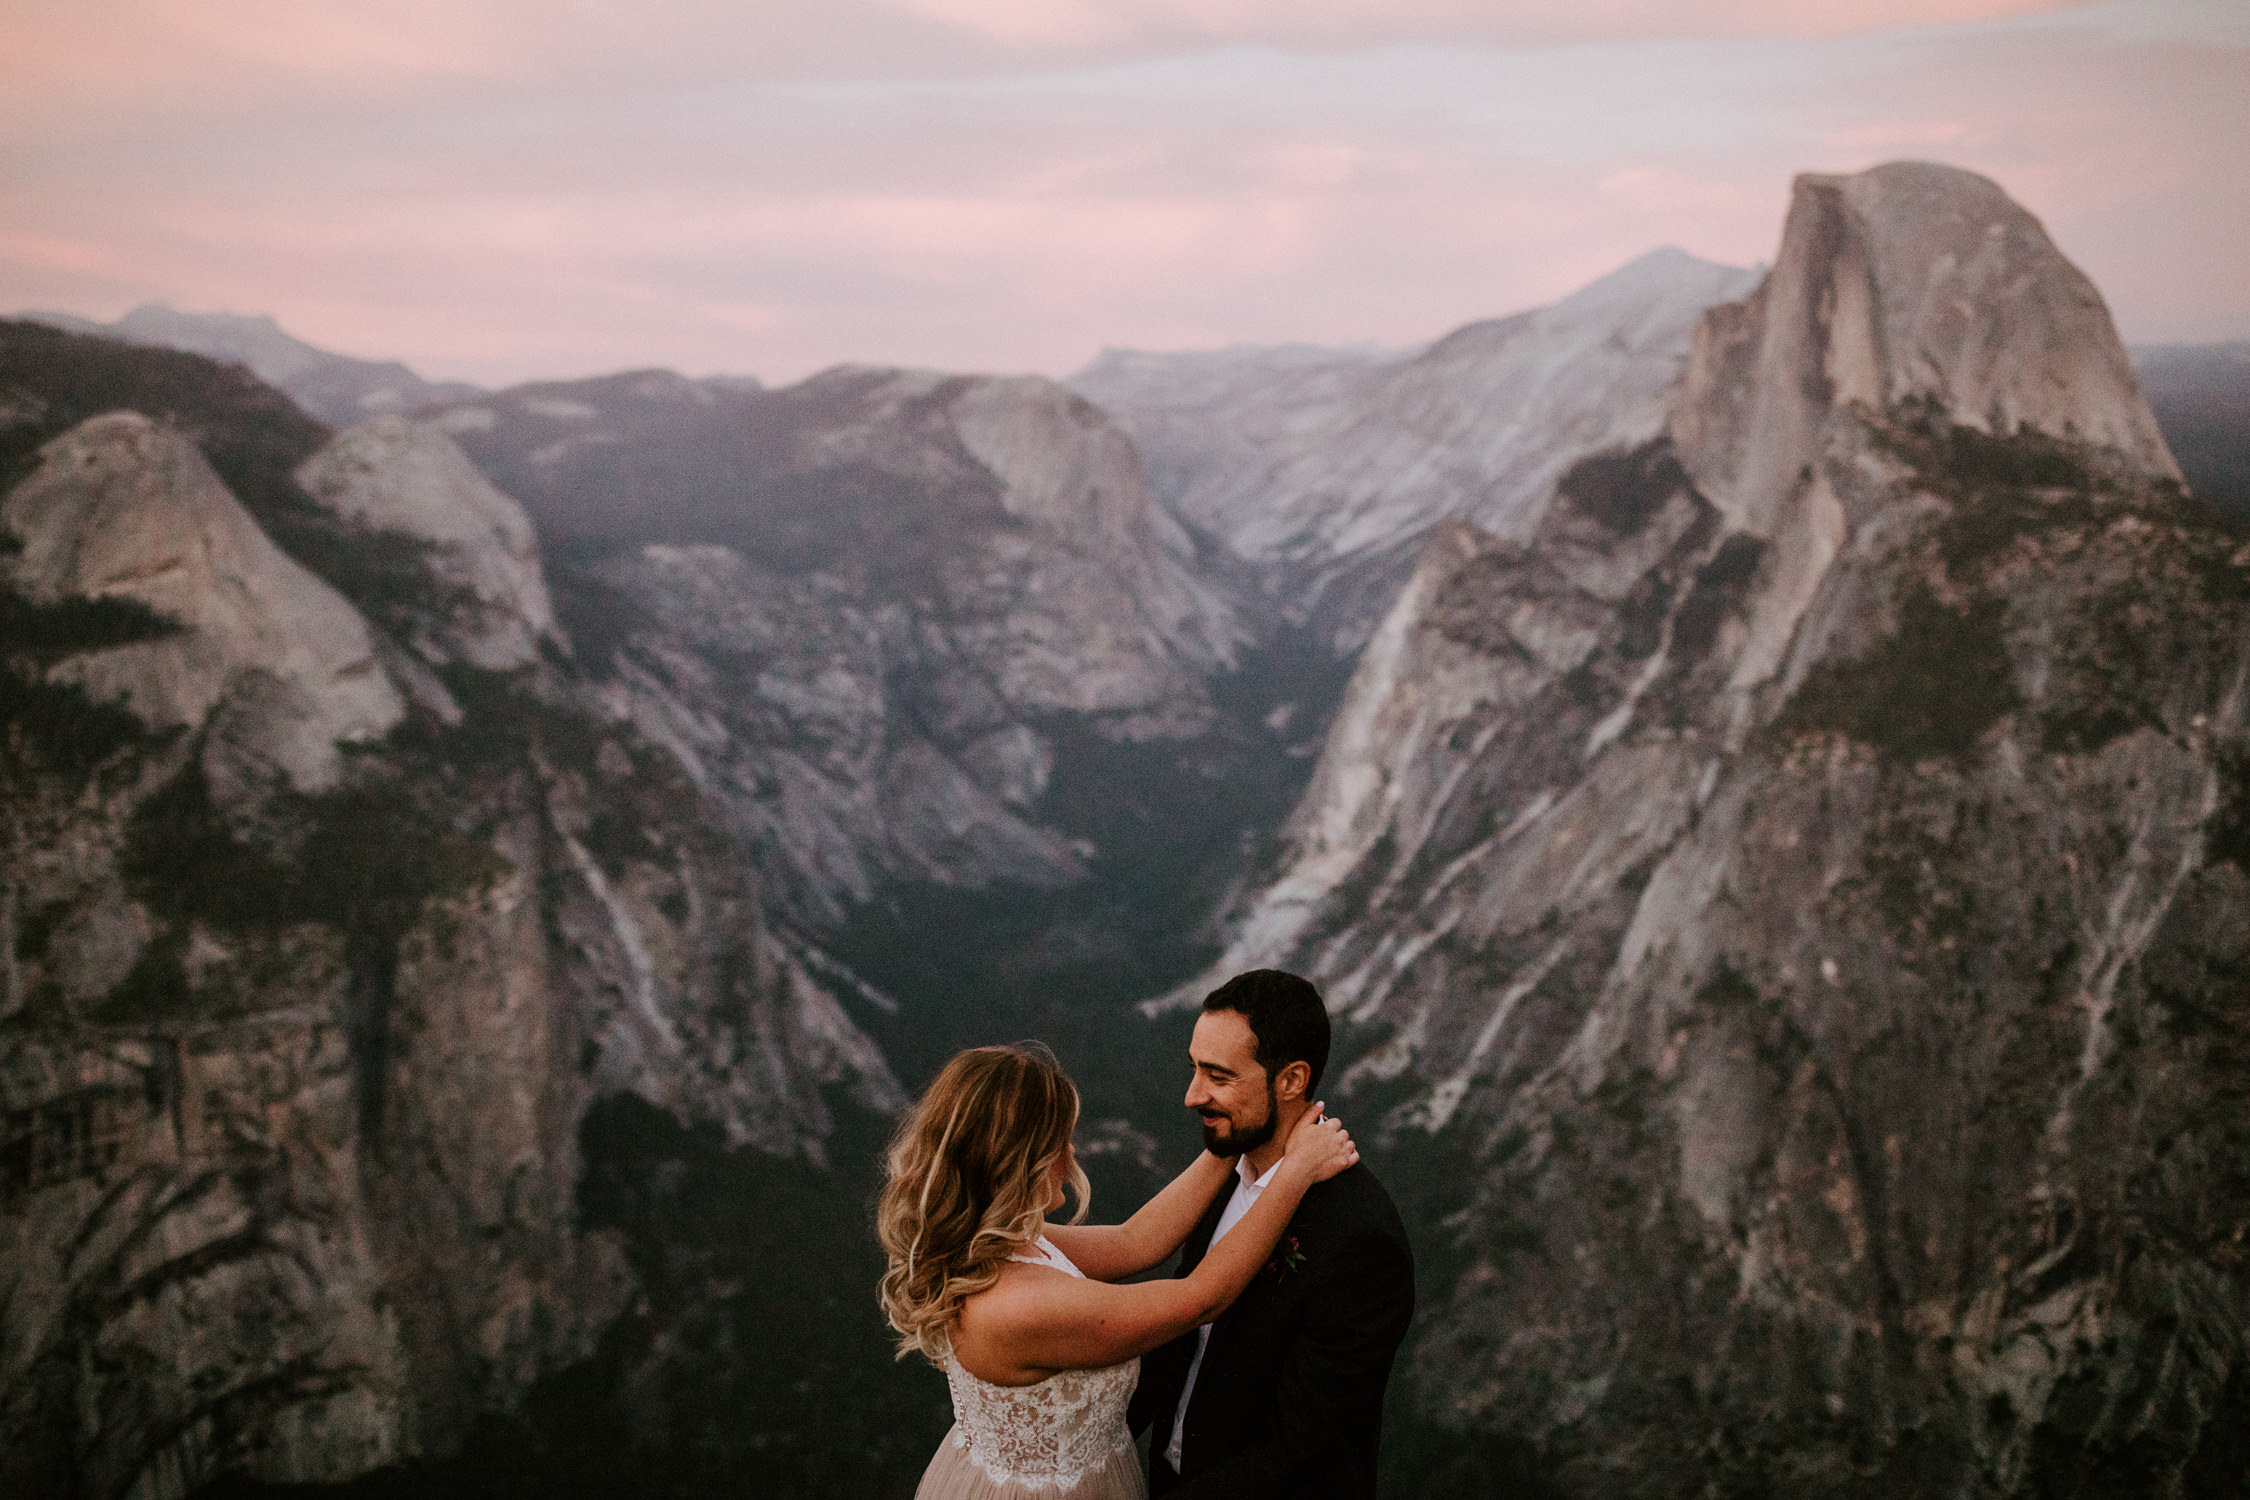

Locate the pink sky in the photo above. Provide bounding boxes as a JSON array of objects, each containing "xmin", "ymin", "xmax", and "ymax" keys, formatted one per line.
[{"xmin": 3, "ymin": 0, "xmax": 2245, "ymax": 385}]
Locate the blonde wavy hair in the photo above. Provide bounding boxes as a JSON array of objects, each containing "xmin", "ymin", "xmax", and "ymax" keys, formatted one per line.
[{"xmin": 877, "ymin": 1042, "xmax": 1091, "ymax": 1362}]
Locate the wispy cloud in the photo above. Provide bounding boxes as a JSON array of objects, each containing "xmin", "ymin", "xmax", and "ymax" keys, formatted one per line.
[
  {"xmin": 3, "ymin": 0, "xmax": 2241, "ymax": 383},
  {"xmin": 878, "ymin": 0, "xmax": 2087, "ymax": 51}
]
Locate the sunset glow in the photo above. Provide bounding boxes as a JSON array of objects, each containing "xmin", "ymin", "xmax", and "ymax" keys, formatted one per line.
[{"xmin": 4, "ymin": 0, "xmax": 2243, "ymax": 384}]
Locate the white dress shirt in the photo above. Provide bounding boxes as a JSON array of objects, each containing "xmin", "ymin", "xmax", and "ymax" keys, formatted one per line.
[{"xmin": 1164, "ymin": 1153, "xmax": 1282, "ymax": 1474}]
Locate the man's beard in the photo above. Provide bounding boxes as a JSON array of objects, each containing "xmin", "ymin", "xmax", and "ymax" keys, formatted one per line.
[{"xmin": 1200, "ymin": 1076, "xmax": 1279, "ymax": 1158}]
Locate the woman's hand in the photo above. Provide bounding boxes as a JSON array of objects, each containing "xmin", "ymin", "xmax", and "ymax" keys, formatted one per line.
[{"xmin": 1282, "ymin": 1102, "xmax": 1357, "ymax": 1183}]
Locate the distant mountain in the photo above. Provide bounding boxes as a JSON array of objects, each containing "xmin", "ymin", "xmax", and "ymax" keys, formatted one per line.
[
  {"xmin": 1071, "ymin": 247, "xmax": 1764, "ymax": 652},
  {"xmin": 1164, "ymin": 163, "xmax": 2246, "ymax": 1497},
  {"xmin": 2135, "ymin": 340, "xmax": 2250, "ymax": 523},
  {"xmin": 20, "ymin": 304, "xmax": 486, "ymax": 428}
]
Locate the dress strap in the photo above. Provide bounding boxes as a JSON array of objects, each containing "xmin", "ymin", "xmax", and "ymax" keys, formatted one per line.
[{"xmin": 1005, "ymin": 1235, "xmax": 1084, "ymax": 1278}]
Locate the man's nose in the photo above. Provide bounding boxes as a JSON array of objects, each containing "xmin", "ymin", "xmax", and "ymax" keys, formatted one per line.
[{"xmin": 1184, "ymin": 1076, "xmax": 1210, "ymax": 1108}]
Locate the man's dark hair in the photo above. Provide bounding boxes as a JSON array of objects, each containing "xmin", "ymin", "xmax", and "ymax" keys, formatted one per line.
[{"xmin": 1203, "ymin": 969, "xmax": 1331, "ymax": 1095}]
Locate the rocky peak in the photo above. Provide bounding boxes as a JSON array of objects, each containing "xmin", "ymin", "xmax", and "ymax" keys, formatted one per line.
[
  {"xmin": 947, "ymin": 373, "xmax": 1190, "ymax": 556},
  {"xmin": 1427, "ymin": 245, "xmax": 1764, "ymax": 370},
  {"xmin": 1666, "ymin": 161, "xmax": 2188, "ymax": 705},
  {"xmin": 294, "ymin": 416, "xmax": 561, "ymax": 671},
  {"xmin": 112, "ymin": 304, "xmax": 330, "ymax": 383},
  {"xmin": 2, "ymin": 411, "xmax": 403, "ymax": 791},
  {"xmin": 779, "ymin": 363, "xmax": 1238, "ymax": 675},
  {"xmin": 1674, "ymin": 160, "xmax": 2180, "ymax": 543}
]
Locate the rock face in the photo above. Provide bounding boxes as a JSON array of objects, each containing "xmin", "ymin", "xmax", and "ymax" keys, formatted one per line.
[
  {"xmin": 4, "ymin": 413, "xmax": 403, "ymax": 791},
  {"xmin": 1173, "ymin": 163, "xmax": 2250, "ymax": 1495},
  {"xmin": 1072, "ymin": 248, "xmax": 1762, "ymax": 649},
  {"xmin": 434, "ymin": 363, "xmax": 1244, "ymax": 922},
  {"xmin": 0, "ymin": 325, "xmax": 898, "ymax": 1500},
  {"xmin": 1671, "ymin": 162, "xmax": 2179, "ymax": 543},
  {"xmin": 294, "ymin": 416, "xmax": 561, "ymax": 671}
]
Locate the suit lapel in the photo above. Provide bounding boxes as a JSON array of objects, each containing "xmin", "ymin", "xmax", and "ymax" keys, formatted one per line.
[
  {"xmin": 1208, "ymin": 1175, "xmax": 1327, "ymax": 1342},
  {"xmin": 1176, "ymin": 1175, "xmax": 1232, "ymax": 1276},
  {"xmin": 1135, "ymin": 1177, "xmax": 1232, "ymax": 1437}
]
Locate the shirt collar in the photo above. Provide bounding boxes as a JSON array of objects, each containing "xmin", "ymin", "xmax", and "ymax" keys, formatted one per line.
[{"xmin": 1237, "ymin": 1154, "xmax": 1282, "ymax": 1192}]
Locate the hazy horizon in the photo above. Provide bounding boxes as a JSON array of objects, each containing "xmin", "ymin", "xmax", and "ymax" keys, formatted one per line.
[{"xmin": 6, "ymin": 0, "xmax": 2245, "ymax": 387}]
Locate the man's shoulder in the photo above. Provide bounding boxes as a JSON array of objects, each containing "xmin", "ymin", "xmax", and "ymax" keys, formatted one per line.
[{"xmin": 1300, "ymin": 1162, "xmax": 1410, "ymax": 1255}]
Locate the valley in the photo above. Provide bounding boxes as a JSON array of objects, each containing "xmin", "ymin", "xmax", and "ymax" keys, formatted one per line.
[{"xmin": 3, "ymin": 162, "xmax": 2246, "ymax": 1500}]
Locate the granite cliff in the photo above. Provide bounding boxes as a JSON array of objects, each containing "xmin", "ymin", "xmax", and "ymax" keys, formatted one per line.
[
  {"xmin": 1170, "ymin": 162, "xmax": 2249, "ymax": 1496},
  {"xmin": 0, "ymin": 324, "xmax": 898, "ymax": 1500},
  {"xmin": 424, "ymin": 362, "xmax": 1248, "ymax": 927},
  {"xmin": 0, "ymin": 327, "xmax": 1289, "ymax": 1500}
]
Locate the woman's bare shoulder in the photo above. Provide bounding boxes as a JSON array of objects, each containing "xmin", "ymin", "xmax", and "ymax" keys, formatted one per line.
[
  {"xmin": 952, "ymin": 1260, "xmax": 1087, "ymax": 1382},
  {"xmin": 958, "ymin": 1258, "xmax": 1074, "ymax": 1330}
]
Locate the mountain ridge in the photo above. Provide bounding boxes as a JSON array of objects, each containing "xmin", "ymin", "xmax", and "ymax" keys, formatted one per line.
[
  {"xmin": 1160, "ymin": 161, "xmax": 2250, "ymax": 1497},
  {"xmin": 1071, "ymin": 246, "xmax": 1766, "ymax": 653},
  {"xmin": 20, "ymin": 305, "xmax": 488, "ymax": 431}
]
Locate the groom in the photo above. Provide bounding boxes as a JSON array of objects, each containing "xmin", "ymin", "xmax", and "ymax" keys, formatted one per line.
[{"xmin": 1130, "ymin": 969, "xmax": 1415, "ymax": 1498}]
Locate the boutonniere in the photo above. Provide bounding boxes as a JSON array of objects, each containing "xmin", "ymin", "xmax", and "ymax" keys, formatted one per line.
[{"xmin": 1265, "ymin": 1235, "xmax": 1307, "ymax": 1282}]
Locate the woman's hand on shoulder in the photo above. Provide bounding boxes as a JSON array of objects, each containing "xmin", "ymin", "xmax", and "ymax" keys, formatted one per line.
[{"xmin": 1282, "ymin": 1102, "xmax": 1357, "ymax": 1183}]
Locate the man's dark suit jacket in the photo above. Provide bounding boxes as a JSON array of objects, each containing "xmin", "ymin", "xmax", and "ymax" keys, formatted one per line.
[{"xmin": 1128, "ymin": 1161, "xmax": 1414, "ymax": 1499}]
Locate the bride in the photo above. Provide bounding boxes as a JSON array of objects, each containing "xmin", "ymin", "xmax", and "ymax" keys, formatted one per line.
[{"xmin": 878, "ymin": 1041, "xmax": 1357, "ymax": 1500}]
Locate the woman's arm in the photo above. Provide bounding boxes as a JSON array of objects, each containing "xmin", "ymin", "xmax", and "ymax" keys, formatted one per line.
[
  {"xmin": 1042, "ymin": 1150, "xmax": 1233, "ymax": 1282},
  {"xmin": 961, "ymin": 1111, "xmax": 1356, "ymax": 1377}
]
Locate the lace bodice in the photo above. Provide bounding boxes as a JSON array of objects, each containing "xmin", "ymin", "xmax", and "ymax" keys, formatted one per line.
[{"xmin": 940, "ymin": 1237, "xmax": 1140, "ymax": 1492}]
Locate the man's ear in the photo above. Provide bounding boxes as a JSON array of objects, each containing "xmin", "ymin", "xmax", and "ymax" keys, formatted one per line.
[{"xmin": 1274, "ymin": 1059, "xmax": 1311, "ymax": 1103}]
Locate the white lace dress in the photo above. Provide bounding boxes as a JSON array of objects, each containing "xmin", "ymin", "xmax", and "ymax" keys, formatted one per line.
[{"xmin": 914, "ymin": 1236, "xmax": 1146, "ymax": 1500}]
